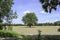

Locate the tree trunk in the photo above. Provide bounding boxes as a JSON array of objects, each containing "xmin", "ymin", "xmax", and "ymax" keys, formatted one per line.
[
  {"xmin": 29, "ymin": 25, "xmax": 31, "ymax": 28},
  {"xmin": 0, "ymin": 25, "xmax": 3, "ymax": 30}
]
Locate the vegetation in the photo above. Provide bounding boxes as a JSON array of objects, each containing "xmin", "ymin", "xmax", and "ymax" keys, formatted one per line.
[
  {"xmin": 4, "ymin": 10, "xmax": 17, "ymax": 30},
  {"xmin": 0, "ymin": 0, "xmax": 14, "ymax": 30},
  {"xmin": 8, "ymin": 24, "xmax": 25, "ymax": 26},
  {"xmin": 0, "ymin": 30, "xmax": 20, "ymax": 37},
  {"xmin": 5, "ymin": 21, "xmax": 60, "ymax": 26},
  {"xmin": 0, "ymin": 0, "xmax": 60, "ymax": 40},
  {"xmin": 5, "ymin": 10, "xmax": 17, "ymax": 25},
  {"xmin": 22, "ymin": 13, "xmax": 38, "ymax": 28},
  {"xmin": 39, "ymin": 0, "xmax": 60, "ymax": 13}
]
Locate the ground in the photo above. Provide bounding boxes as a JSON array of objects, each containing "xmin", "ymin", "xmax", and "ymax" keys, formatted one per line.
[{"xmin": 12, "ymin": 26, "xmax": 60, "ymax": 35}]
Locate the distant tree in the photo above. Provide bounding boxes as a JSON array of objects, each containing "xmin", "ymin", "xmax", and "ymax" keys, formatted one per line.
[
  {"xmin": 5, "ymin": 10, "xmax": 17, "ymax": 30},
  {"xmin": 54, "ymin": 21, "xmax": 60, "ymax": 31},
  {"xmin": 54, "ymin": 21, "xmax": 60, "ymax": 26},
  {"xmin": 39, "ymin": 0, "xmax": 60, "ymax": 13},
  {"xmin": 0, "ymin": 0, "xmax": 14, "ymax": 30},
  {"xmin": 22, "ymin": 13, "xmax": 38, "ymax": 28}
]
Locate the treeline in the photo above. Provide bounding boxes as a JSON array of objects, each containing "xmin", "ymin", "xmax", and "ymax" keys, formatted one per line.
[
  {"xmin": 36, "ymin": 21, "xmax": 60, "ymax": 26},
  {"xmin": 3, "ymin": 21, "xmax": 60, "ymax": 26},
  {"xmin": 4, "ymin": 24, "xmax": 25, "ymax": 26}
]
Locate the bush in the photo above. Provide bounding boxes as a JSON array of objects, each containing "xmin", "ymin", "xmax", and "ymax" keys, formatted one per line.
[
  {"xmin": 0, "ymin": 30, "xmax": 20, "ymax": 37},
  {"xmin": 58, "ymin": 28, "xmax": 60, "ymax": 32}
]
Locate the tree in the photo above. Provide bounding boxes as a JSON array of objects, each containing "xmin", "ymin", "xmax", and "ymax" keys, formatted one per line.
[
  {"xmin": 39, "ymin": 0, "xmax": 60, "ymax": 13},
  {"xmin": 54, "ymin": 21, "xmax": 60, "ymax": 26},
  {"xmin": 4, "ymin": 10, "xmax": 17, "ymax": 30},
  {"xmin": 0, "ymin": 0, "xmax": 14, "ymax": 30},
  {"xmin": 22, "ymin": 13, "xmax": 38, "ymax": 28},
  {"xmin": 5, "ymin": 10, "xmax": 17, "ymax": 24}
]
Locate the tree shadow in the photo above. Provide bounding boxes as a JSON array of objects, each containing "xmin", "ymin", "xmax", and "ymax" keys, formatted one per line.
[{"xmin": 21, "ymin": 35, "xmax": 60, "ymax": 40}]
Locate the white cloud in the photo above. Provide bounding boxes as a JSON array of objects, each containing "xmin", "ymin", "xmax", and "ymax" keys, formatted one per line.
[
  {"xmin": 40, "ymin": 10, "xmax": 49, "ymax": 14},
  {"xmin": 23, "ymin": 10, "xmax": 31, "ymax": 14},
  {"xmin": 23, "ymin": 10, "xmax": 34, "ymax": 15}
]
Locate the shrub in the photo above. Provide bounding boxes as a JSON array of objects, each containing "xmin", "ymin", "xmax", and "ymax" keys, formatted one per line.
[
  {"xmin": 58, "ymin": 28, "xmax": 60, "ymax": 32},
  {"xmin": 0, "ymin": 30, "xmax": 20, "ymax": 37}
]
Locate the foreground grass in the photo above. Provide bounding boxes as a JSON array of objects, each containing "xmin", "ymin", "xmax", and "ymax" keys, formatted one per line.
[{"xmin": 0, "ymin": 30, "xmax": 21, "ymax": 38}]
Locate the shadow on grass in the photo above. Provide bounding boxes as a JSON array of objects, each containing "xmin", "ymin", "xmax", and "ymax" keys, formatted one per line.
[
  {"xmin": 0, "ymin": 35, "xmax": 60, "ymax": 40},
  {"xmin": 20, "ymin": 35, "xmax": 60, "ymax": 40}
]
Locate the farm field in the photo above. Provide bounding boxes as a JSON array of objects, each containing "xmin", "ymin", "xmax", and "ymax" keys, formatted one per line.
[{"xmin": 12, "ymin": 26, "xmax": 60, "ymax": 35}]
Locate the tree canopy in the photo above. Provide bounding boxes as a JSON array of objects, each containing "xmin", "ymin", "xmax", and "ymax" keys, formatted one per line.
[
  {"xmin": 5, "ymin": 10, "xmax": 17, "ymax": 24},
  {"xmin": 4, "ymin": 10, "xmax": 17, "ymax": 30},
  {"xmin": 0, "ymin": 0, "xmax": 14, "ymax": 22},
  {"xmin": 0, "ymin": 0, "xmax": 14, "ymax": 30},
  {"xmin": 39, "ymin": 0, "xmax": 60, "ymax": 13},
  {"xmin": 22, "ymin": 13, "xmax": 38, "ymax": 27}
]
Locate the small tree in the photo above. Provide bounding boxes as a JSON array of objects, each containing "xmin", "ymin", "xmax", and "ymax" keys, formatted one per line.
[
  {"xmin": 22, "ymin": 12, "xmax": 38, "ymax": 28},
  {"xmin": 5, "ymin": 10, "xmax": 17, "ymax": 30}
]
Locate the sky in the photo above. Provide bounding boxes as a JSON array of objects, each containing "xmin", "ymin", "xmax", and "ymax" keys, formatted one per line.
[{"xmin": 12, "ymin": 0, "xmax": 60, "ymax": 24}]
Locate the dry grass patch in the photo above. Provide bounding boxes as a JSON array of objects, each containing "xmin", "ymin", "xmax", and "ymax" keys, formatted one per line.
[{"xmin": 13, "ymin": 26, "xmax": 60, "ymax": 35}]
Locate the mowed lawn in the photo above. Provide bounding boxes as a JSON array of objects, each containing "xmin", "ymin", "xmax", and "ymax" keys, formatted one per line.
[{"xmin": 13, "ymin": 26, "xmax": 60, "ymax": 35}]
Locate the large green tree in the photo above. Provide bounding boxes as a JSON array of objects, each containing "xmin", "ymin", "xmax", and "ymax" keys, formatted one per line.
[
  {"xmin": 22, "ymin": 13, "xmax": 38, "ymax": 28},
  {"xmin": 39, "ymin": 0, "xmax": 60, "ymax": 13},
  {"xmin": 0, "ymin": 0, "xmax": 14, "ymax": 30}
]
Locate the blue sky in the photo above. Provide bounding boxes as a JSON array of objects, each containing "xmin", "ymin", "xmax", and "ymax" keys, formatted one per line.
[{"xmin": 12, "ymin": 0, "xmax": 60, "ymax": 24}]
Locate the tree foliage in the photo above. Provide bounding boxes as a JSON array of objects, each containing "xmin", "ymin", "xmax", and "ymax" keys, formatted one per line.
[
  {"xmin": 39, "ymin": 0, "xmax": 60, "ymax": 13},
  {"xmin": 22, "ymin": 13, "xmax": 38, "ymax": 27},
  {"xmin": 54, "ymin": 21, "xmax": 60, "ymax": 26},
  {"xmin": 4, "ymin": 10, "xmax": 17, "ymax": 30},
  {"xmin": 0, "ymin": 0, "xmax": 14, "ymax": 30},
  {"xmin": 5, "ymin": 10, "xmax": 17, "ymax": 24},
  {"xmin": 0, "ymin": 0, "xmax": 14, "ymax": 21},
  {"xmin": 36, "ymin": 21, "xmax": 60, "ymax": 26}
]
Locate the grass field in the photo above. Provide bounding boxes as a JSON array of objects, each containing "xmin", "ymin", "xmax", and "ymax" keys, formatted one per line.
[{"xmin": 12, "ymin": 26, "xmax": 60, "ymax": 35}]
